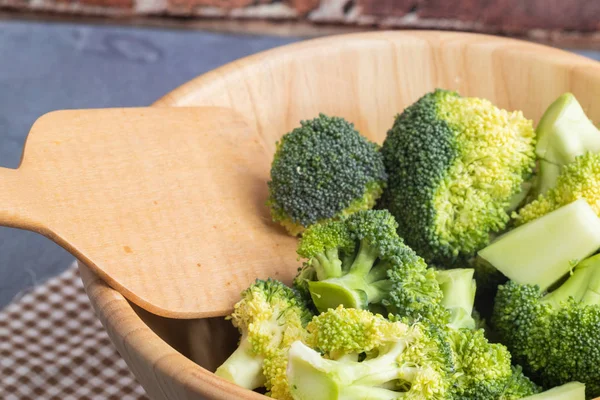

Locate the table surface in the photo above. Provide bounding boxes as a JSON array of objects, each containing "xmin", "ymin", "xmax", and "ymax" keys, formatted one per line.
[{"xmin": 0, "ymin": 20, "xmax": 598, "ymax": 308}]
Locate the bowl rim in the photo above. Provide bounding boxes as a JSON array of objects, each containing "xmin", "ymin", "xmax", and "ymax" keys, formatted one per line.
[{"xmin": 81, "ymin": 29, "xmax": 600, "ymax": 400}]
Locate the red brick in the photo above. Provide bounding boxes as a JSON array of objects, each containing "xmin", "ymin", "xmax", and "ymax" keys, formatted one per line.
[
  {"xmin": 78, "ymin": 0, "xmax": 133, "ymax": 7},
  {"xmin": 168, "ymin": 0, "xmax": 253, "ymax": 10},
  {"xmin": 358, "ymin": 0, "xmax": 416, "ymax": 17},
  {"xmin": 286, "ymin": 0, "xmax": 320, "ymax": 16},
  {"xmin": 418, "ymin": 0, "xmax": 600, "ymax": 32}
]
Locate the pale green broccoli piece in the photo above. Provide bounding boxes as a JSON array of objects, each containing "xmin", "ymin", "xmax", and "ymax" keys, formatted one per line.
[
  {"xmin": 520, "ymin": 382, "xmax": 585, "ymax": 400},
  {"xmin": 480, "ymin": 199, "xmax": 600, "ymax": 292}
]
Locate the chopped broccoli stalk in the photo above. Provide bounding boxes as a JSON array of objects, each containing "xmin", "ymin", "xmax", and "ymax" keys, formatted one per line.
[
  {"xmin": 479, "ymin": 199, "xmax": 600, "ymax": 291},
  {"xmin": 267, "ymin": 114, "xmax": 387, "ymax": 236},
  {"xmin": 534, "ymin": 160, "xmax": 563, "ymax": 198},
  {"xmin": 435, "ymin": 268, "xmax": 477, "ymax": 330},
  {"xmin": 520, "ymin": 382, "xmax": 586, "ymax": 400},
  {"xmin": 535, "ymin": 93, "xmax": 600, "ymax": 168},
  {"xmin": 381, "ymin": 89, "xmax": 536, "ymax": 262},
  {"xmin": 492, "ymin": 254, "xmax": 600, "ymax": 398},
  {"xmin": 295, "ymin": 210, "xmax": 446, "ymax": 324},
  {"xmin": 214, "ymin": 279, "xmax": 312, "ymax": 399}
]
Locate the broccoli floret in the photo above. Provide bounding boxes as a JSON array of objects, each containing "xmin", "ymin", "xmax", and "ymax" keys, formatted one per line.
[
  {"xmin": 287, "ymin": 308, "xmax": 454, "ymax": 400},
  {"xmin": 267, "ymin": 114, "xmax": 387, "ymax": 236},
  {"xmin": 215, "ymin": 279, "xmax": 312, "ymax": 399},
  {"xmin": 305, "ymin": 306, "xmax": 410, "ymax": 361},
  {"xmin": 515, "ymin": 152, "xmax": 600, "ymax": 225},
  {"xmin": 294, "ymin": 209, "xmax": 446, "ymax": 325},
  {"xmin": 447, "ymin": 328, "xmax": 540, "ymax": 399},
  {"xmin": 492, "ymin": 253, "xmax": 600, "ymax": 398},
  {"xmin": 500, "ymin": 366, "xmax": 543, "ymax": 400},
  {"xmin": 381, "ymin": 89, "xmax": 536, "ymax": 262},
  {"xmin": 289, "ymin": 306, "xmax": 538, "ymax": 400}
]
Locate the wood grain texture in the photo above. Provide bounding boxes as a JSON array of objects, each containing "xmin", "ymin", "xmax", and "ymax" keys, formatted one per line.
[
  {"xmin": 0, "ymin": 106, "xmax": 298, "ymax": 319},
  {"xmin": 79, "ymin": 31, "xmax": 600, "ymax": 400}
]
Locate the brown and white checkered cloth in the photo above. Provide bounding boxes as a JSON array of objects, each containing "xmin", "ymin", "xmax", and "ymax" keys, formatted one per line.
[{"xmin": 0, "ymin": 262, "xmax": 148, "ymax": 400}]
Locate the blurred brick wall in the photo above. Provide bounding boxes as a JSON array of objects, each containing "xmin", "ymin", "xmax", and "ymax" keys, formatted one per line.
[{"xmin": 1, "ymin": 0, "xmax": 598, "ymax": 34}]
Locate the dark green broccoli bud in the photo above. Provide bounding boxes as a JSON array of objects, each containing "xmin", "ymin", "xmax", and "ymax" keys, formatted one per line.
[
  {"xmin": 492, "ymin": 253, "xmax": 600, "ymax": 398},
  {"xmin": 381, "ymin": 89, "xmax": 536, "ymax": 262},
  {"xmin": 267, "ymin": 114, "xmax": 387, "ymax": 236},
  {"xmin": 294, "ymin": 209, "xmax": 448, "ymax": 326},
  {"xmin": 215, "ymin": 279, "xmax": 312, "ymax": 398}
]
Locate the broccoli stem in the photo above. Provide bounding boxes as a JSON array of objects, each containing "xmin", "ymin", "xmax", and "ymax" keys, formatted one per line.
[
  {"xmin": 314, "ymin": 248, "xmax": 344, "ymax": 280},
  {"xmin": 214, "ymin": 334, "xmax": 266, "ymax": 389},
  {"xmin": 542, "ymin": 253, "xmax": 600, "ymax": 308},
  {"xmin": 435, "ymin": 269, "xmax": 477, "ymax": 330},
  {"xmin": 308, "ymin": 241, "xmax": 390, "ymax": 312},
  {"xmin": 350, "ymin": 240, "xmax": 380, "ymax": 276}
]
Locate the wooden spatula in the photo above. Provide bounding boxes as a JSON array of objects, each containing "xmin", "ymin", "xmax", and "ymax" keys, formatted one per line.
[{"xmin": 0, "ymin": 107, "xmax": 299, "ymax": 318}]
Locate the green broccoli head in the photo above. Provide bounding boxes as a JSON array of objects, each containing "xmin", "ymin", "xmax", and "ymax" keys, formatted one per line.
[
  {"xmin": 287, "ymin": 309, "xmax": 455, "ymax": 400},
  {"xmin": 305, "ymin": 306, "xmax": 409, "ymax": 361},
  {"xmin": 514, "ymin": 152, "xmax": 600, "ymax": 225},
  {"xmin": 381, "ymin": 89, "xmax": 536, "ymax": 262},
  {"xmin": 294, "ymin": 209, "xmax": 447, "ymax": 325},
  {"xmin": 492, "ymin": 254, "xmax": 600, "ymax": 398},
  {"xmin": 447, "ymin": 328, "xmax": 540, "ymax": 399},
  {"xmin": 214, "ymin": 279, "xmax": 312, "ymax": 398},
  {"xmin": 267, "ymin": 114, "xmax": 387, "ymax": 236}
]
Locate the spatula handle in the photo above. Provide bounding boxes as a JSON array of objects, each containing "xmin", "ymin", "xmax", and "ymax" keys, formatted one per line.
[{"xmin": 0, "ymin": 167, "xmax": 36, "ymax": 230}]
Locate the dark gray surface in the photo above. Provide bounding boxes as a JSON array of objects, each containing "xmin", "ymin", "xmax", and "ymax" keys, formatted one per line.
[
  {"xmin": 0, "ymin": 21, "xmax": 599, "ymax": 309},
  {"xmin": 0, "ymin": 20, "xmax": 300, "ymax": 307}
]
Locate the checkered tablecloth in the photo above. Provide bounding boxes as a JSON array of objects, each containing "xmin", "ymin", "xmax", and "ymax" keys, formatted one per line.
[{"xmin": 0, "ymin": 262, "xmax": 148, "ymax": 400}]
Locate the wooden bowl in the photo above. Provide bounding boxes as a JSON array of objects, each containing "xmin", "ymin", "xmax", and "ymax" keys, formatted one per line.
[{"xmin": 79, "ymin": 31, "xmax": 600, "ymax": 400}]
